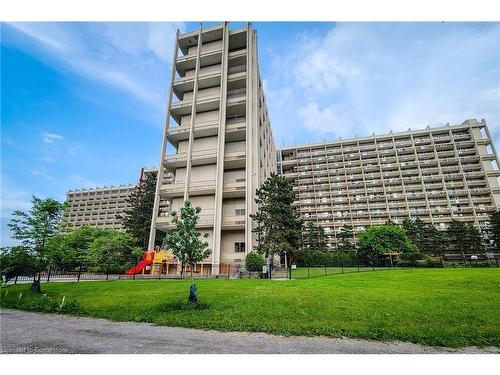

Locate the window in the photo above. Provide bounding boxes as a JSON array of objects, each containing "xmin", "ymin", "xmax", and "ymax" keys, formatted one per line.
[
  {"xmin": 234, "ymin": 242, "xmax": 245, "ymax": 253},
  {"xmin": 235, "ymin": 208, "xmax": 245, "ymax": 216}
]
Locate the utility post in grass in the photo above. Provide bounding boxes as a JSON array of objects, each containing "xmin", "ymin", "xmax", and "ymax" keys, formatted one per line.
[
  {"xmin": 163, "ymin": 201, "xmax": 212, "ymax": 305},
  {"xmin": 250, "ymin": 174, "xmax": 303, "ymax": 280}
]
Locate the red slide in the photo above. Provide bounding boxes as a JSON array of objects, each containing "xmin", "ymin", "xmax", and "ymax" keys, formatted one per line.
[{"xmin": 125, "ymin": 252, "xmax": 155, "ymax": 275}]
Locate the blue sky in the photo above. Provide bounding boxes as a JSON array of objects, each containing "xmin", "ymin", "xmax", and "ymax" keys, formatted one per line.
[{"xmin": 1, "ymin": 22, "xmax": 499, "ymax": 246}]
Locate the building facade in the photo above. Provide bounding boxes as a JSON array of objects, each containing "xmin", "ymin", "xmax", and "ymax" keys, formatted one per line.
[
  {"xmin": 277, "ymin": 119, "xmax": 500, "ymax": 248},
  {"xmin": 148, "ymin": 23, "xmax": 276, "ymax": 274},
  {"xmin": 64, "ymin": 184, "xmax": 137, "ymax": 230},
  {"xmin": 64, "ymin": 167, "xmax": 169, "ymax": 230}
]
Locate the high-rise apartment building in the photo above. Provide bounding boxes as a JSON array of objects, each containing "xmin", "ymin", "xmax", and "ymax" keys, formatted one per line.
[
  {"xmin": 64, "ymin": 184, "xmax": 137, "ymax": 230},
  {"xmin": 64, "ymin": 167, "xmax": 171, "ymax": 230},
  {"xmin": 277, "ymin": 119, "xmax": 500, "ymax": 248},
  {"xmin": 148, "ymin": 23, "xmax": 276, "ymax": 274}
]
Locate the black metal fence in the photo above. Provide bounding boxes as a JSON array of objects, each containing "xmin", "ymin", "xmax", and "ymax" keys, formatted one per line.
[{"xmin": 2, "ymin": 262, "xmax": 243, "ymax": 285}]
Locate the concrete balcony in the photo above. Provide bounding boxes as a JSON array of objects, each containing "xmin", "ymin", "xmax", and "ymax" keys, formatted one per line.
[
  {"xmin": 173, "ymin": 70, "xmax": 221, "ymax": 98},
  {"xmin": 163, "ymin": 148, "xmax": 217, "ymax": 168},
  {"xmin": 225, "ymin": 117, "xmax": 246, "ymax": 142},
  {"xmin": 227, "ymin": 88, "xmax": 246, "ymax": 104},
  {"xmin": 170, "ymin": 94, "xmax": 220, "ymax": 123},
  {"xmin": 176, "ymin": 48, "xmax": 223, "ymax": 75},
  {"xmin": 223, "ymin": 180, "xmax": 246, "ymax": 198},
  {"xmin": 156, "ymin": 210, "xmax": 215, "ymax": 230},
  {"xmin": 224, "ymin": 150, "xmax": 246, "ymax": 169},
  {"xmin": 167, "ymin": 120, "xmax": 220, "ymax": 146},
  {"xmin": 160, "ymin": 180, "xmax": 216, "ymax": 198},
  {"xmin": 221, "ymin": 215, "xmax": 246, "ymax": 230}
]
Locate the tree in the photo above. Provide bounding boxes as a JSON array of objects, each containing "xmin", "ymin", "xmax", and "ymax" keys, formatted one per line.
[
  {"xmin": 302, "ymin": 222, "xmax": 326, "ymax": 252},
  {"xmin": 163, "ymin": 200, "xmax": 212, "ymax": 279},
  {"xmin": 447, "ymin": 220, "xmax": 485, "ymax": 260},
  {"xmin": 337, "ymin": 224, "xmax": 355, "ymax": 252},
  {"xmin": 0, "ymin": 246, "xmax": 37, "ymax": 283},
  {"xmin": 421, "ymin": 225, "xmax": 446, "ymax": 257},
  {"xmin": 45, "ymin": 226, "xmax": 105, "ymax": 269},
  {"xmin": 8, "ymin": 196, "xmax": 65, "ymax": 291},
  {"xmin": 488, "ymin": 211, "xmax": 500, "ymax": 253},
  {"xmin": 86, "ymin": 230, "xmax": 142, "ymax": 273},
  {"xmin": 250, "ymin": 174, "xmax": 303, "ymax": 269},
  {"xmin": 245, "ymin": 251, "xmax": 266, "ymax": 272},
  {"xmin": 357, "ymin": 225, "xmax": 418, "ymax": 263},
  {"xmin": 118, "ymin": 171, "xmax": 161, "ymax": 249}
]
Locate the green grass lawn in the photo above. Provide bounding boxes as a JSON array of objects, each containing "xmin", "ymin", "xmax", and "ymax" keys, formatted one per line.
[
  {"xmin": 1, "ymin": 268, "xmax": 499, "ymax": 348},
  {"xmin": 290, "ymin": 266, "xmax": 387, "ymax": 278}
]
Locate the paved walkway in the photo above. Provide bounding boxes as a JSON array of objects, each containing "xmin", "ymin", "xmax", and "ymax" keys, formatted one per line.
[{"xmin": 1, "ymin": 309, "xmax": 498, "ymax": 354}]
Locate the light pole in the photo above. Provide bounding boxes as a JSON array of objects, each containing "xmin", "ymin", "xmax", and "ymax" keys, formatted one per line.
[{"xmin": 284, "ymin": 251, "xmax": 287, "ymax": 269}]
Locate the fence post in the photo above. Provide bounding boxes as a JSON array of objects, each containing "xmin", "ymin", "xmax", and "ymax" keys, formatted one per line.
[
  {"xmin": 341, "ymin": 261, "xmax": 344, "ymax": 274},
  {"xmin": 289, "ymin": 266, "xmax": 291, "ymax": 279},
  {"xmin": 14, "ymin": 274, "xmax": 18, "ymax": 284},
  {"xmin": 77, "ymin": 265, "xmax": 82, "ymax": 282},
  {"xmin": 307, "ymin": 267, "xmax": 310, "ymax": 278},
  {"xmin": 106, "ymin": 264, "xmax": 110, "ymax": 281},
  {"xmin": 357, "ymin": 264, "xmax": 360, "ymax": 272},
  {"xmin": 47, "ymin": 266, "xmax": 52, "ymax": 283},
  {"xmin": 496, "ymin": 258, "xmax": 499, "ymax": 268}
]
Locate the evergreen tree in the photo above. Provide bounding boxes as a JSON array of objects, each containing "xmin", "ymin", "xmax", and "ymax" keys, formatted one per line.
[
  {"xmin": 8, "ymin": 196, "xmax": 65, "ymax": 291},
  {"xmin": 403, "ymin": 217, "xmax": 434, "ymax": 254},
  {"xmin": 488, "ymin": 211, "xmax": 500, "ymax": 253},
  {"xmin": 303, "ymin": 222, "xmax": 326, "ymax": 252},
  {"xmin": 447, "ymin": 220, "xmax": 485, "ymax": 260},
  {"xmin": 118, "ymin": 171, "xmax": 160, "ymax": 249},
  {"xmin": 337, "ymin": 224, "xmax": 355, "ymax": 252},
  {"xmin": 447, "ymin": 220, "xmax": 468, "ymax": 260},
  {"xmin": 163, "ymin": 200, "xmax": 212, "ymax": 279},
  {"xmin": 250, "ymin": 173, "xmax": 303, "ymax": 267},
  {"xmin": 421, "ymin": 225, "xmax": 446, "ymax": 257}
]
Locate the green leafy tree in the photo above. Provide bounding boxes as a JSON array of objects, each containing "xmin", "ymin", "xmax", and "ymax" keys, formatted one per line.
[
  {"xmin": 85, "ymin": 230, "xmax": 142, "ymax": 273},
  {"xmin": 163, "ymin": 200, "xmax": 212, "ymax": 279},
  {"xmin": 357, "ymin": 225, "xmax": 418, "ymax": 263},
  {"xmin": 7, "ymin": 196, "xmax": 65, "ymax": 290},
  {"xmin": 245, "ymin": 251, "xmax": 266, "ymax": 272},
  {"xmin": 250, "ymin": 174, "xmax": 303, "ymax": 268},
  {"xmin": 488, "ymin": 211, "xmax": 500, "ymax": 253},
  {"xmin": 337, "ymin": 224, "xmax": 355, "ymax": 252},
  {"xmin": 118, "ymin": 171, "xmax": 161, "ymax": 249},
  {"xmin": 0, "ymin": 246, "xmax": 37, "ymax": 283},
  {"xmin": 45, "ymin": 226, "xmax": 105, "ymax": 269}
]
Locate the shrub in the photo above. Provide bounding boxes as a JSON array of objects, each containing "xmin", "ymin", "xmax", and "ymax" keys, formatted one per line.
[{"xmin": 245, "ymin": 251, "xmax": 266, "ymax": 272}]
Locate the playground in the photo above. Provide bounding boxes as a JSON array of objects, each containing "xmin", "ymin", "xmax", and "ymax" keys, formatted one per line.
[{"xmin": 1, "ymin": 268, "xmax": 499, "ymax": 348}]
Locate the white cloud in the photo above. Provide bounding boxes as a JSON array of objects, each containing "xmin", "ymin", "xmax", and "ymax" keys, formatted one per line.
[
  {"xmin": 148, "ymin": 22, "xmax": 186, "ymax": 62},
  {"xmin": 6, "ymin": 22, "xmax": 186, "ymax": 107},
  {"xmin": 67, "ymin": 174, "xmax": 102, "ymax": 190},
  {"xmin": 266, "ymin": 23, "xmax": 500, "ymax": 145},
  {"xmin": 30, "ymin": 169, "xmax": 53, "ymax": 180},
  {"xmin": 298, "ymin": 102, "xmax": 355, "ymax": 138},
  {"xmin": 40, "ymin": 131, "xmax": 64, "ymax": 144},
  {"xmin": 0, "ymin": 178, "xmax": 32, "ymax": 218},
  {"xmin": 36, "ymin": 157, "xmax": 56, "ymax": 163}
]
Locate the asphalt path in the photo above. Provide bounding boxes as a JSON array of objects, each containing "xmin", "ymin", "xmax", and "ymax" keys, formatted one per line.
[{"xmin": 1, "ymin": 309, "xmax": 498, "ymax": 354}]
